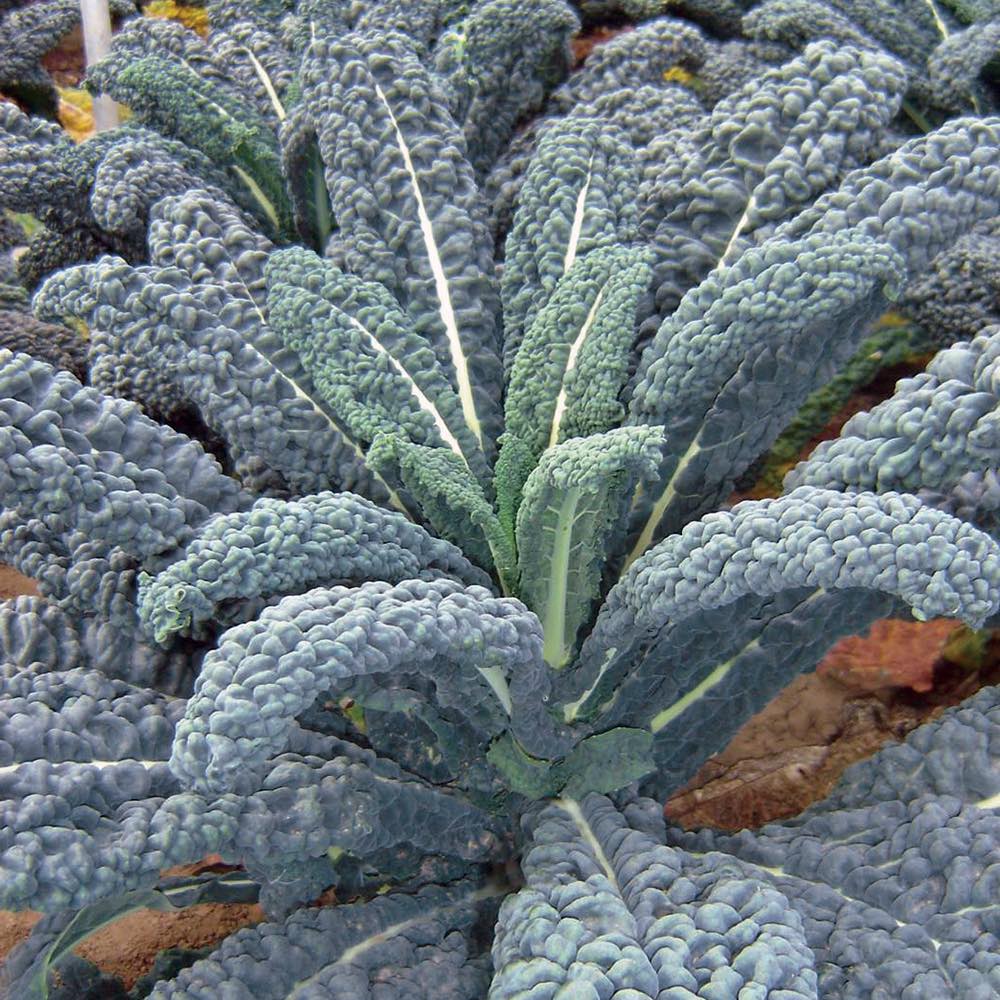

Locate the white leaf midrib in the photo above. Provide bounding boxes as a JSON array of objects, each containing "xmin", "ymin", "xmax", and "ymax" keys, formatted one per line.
[{"xmin": 373, "ymin": 81, "xmax": 483, "ymax": 449}]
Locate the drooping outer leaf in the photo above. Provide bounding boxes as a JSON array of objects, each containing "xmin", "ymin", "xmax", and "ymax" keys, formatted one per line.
[
  {"xmin": 625, "ymin": 229, "xmax": 905, "ymax": 561},
  {"xmin": 32, "ymin": 256, "xmax": 384, "ymax": 500},
  {"xmin": 90, "ymin": 53, "xmax": 292, "ymax": 238},
  {"xmin": 0, "ymin": 349, "xmax": 248, "ymax": 559},
  {"xmin": 0, "ymin": 102, "xmax": 77, "ymax": 214},
  {"xmin": 786, "ymin": 326, "xmax": 1000, "ymax": 521},
  {"xmin": 0, "ymin": 666, "xmax": 503, "ymax": 913},
  {"xmin": 85, "ymin": 17, "xmax": 293, "ymax": 236},
  {"xmin": 299, "ymin": 29, "xmax": 503, "ymax": 454},
  {"xmin": 516, "ymin": 427, "xmax": 665, "ymax": 670},
  {"xmin": 88, "ymin": 138, "xmax": 239, "ymax": 241},
  {"xmin": 171, "ymin": 579, "xmax": 571, "ymax": 797},
  {"xmin": 899, "ymin": 222, "xmax": 1000, "ymax": 347},
  {"xmin": 498, "ymin": 680, "xmax": 1000, "ymax": 1000},
  {"xmin": 0, "ymin": 595, "xmax": 197, "ymax": 696},
  {"xmin": 636, "ymin": 40, "xmax": 907, "ymax": 331},
  {"xmin": 928, "ymin": 18, "xmax": 1000, "ymax": 112},
  {"xmin": 137, "ymin": 491, "xmax": 490, "ymax": 644},
  {"xmin": 666, "ymin": 684, "xmax": 1000, "ymax": 998},
  {"xmin": 139, "ymin": 192, "xmax": 402, "ymax": 500},
  {"xmin": 500, "ymin": 116, "xmax": 638, "ymax": 372},
  {"xmin": 147, "ymin": 190, "xmax": 273, "ymax": 310},
  {"xmin": 775, "ymin": 116, "xmax": 1000, "ymax": 275},
  {"xmin": 558, "ymin": 487, "xmax": 1000, "ymax": 797},
  {"xmin": 146, "ymin": 881, "xmax": 500, "ymax": 999}
]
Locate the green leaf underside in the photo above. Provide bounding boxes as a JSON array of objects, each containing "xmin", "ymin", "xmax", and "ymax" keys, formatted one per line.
[{"xmin": 516, "ymin": 427, "xmax": 664, "ymax": 669}]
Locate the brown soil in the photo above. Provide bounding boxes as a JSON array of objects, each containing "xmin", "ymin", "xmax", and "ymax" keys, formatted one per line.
[
  {"xmin": 0, "ymin": 565, "xmax": 37, "ymax": 599},
  {"xmin": 666, "ymin": 630, "xmax": 1000, "ymax": 830},
  {"xmin": 571, "ymin": 23, "xmax": 632, "ymax": 64},
  {"xmin": 0, "ymin": 859, "xmax": 264, "ymax": 990},
  {"xmin": 40, "ymin": 26, "xmax": 87, "ymax": 89}
]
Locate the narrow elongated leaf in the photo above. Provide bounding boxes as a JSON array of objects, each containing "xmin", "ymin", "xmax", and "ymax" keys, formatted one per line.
[
  {"xmin": 625, "ymin": 230, "xmax": 905, "ymax": 562},
  {"xmin": 138, "ymin": 491, "xmax": 490, "ymax": 643},
  {"xmin": 501, "ymin": 117, "xmax": 638, "ymax": 371},
  {"xmin": 776, "ymin": 116, "xmax": 1000, "ymax": 274},
  {"xmin": 265, "ymin": 248, "xmax": 490, "ymax": 482},
  {"xmin": 148, "ymin": 190, "xmax": 273, "ymax": 309},
  {"xmin": 491, "ymin": 795, "xmax": 816, "ymax": 1000},
  {"xmin": 432, "ymin": 0, "xmax": 578, "ymax": 176},
  {"xmin": 497, "ymin": 245, "xmax": 653, "ymax": 528},
  {"xmin": 299, "ymin": 30, "xmax": 503, "ymax": 453},
  {"xmin": 636, "ymin": 41, "xmax": 906, "ymax": 330},
  {"xmin": 516, "ymin": 427, "xmax": 664, "ymax": 669},
  {"xmin": 369, "ymin": 433, "xmax": 516, "ymax": 588},
  {"xmin": 33, "ymin": 257, "xmax": 385, "ymax": 500},
  {"xmin": 85, "ymin": 18, "xmax": 293, "ymax": 234},
  {"xmin": 0, "ymin": 664, "xmax": 503, "ymax": 913},
  {"xmin": 505, "ymin": 244, "xmax": 653, "ymax": 455},
  {"xmin": 787, "ymin": 327, "xmax": 1000, "ymax": 522}
]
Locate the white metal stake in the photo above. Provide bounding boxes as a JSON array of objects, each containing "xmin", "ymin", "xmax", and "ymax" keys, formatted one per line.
[{"xmin": 78, "ymin": 0, "xmax": 118, "ymax": 131}]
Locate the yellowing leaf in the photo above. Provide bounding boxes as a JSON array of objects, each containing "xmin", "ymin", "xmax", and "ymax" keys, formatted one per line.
[
  {"xmin": 57, "ymin": 87, "xmax": 95, "ymax": 142},
  {"xmin": 144, "ymin": 0, "xmax": 210, "ymax": 35}
]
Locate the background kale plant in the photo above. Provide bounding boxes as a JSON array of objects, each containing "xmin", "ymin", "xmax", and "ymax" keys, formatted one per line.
[{"xmin": 0, "ymin": 1, "xmax": 999, "ymax": 996}]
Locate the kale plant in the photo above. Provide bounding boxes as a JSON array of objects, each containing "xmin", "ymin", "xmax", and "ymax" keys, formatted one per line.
[{"xmin": 1, "ymin": 1, "xmax": 1000, "ymax": 996}]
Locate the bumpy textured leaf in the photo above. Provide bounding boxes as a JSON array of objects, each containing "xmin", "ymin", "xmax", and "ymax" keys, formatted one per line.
[
  {"xmin": 88, "ymin": 132, "xmax": 242, "ymax": 240},
  {"xmin": 516, "ymin": 428, "xmax": 665, "ymax": 670},
  {"xmin": 0, "ymin": 311, "xmax": 85, "ymax": 380},
  {"xmin": 776, "ymin": 116, "xmax": 1000, "ymax": 275},
  {"xmin": 0, "ymin": 350, "xmax": 247, "ymax": 559},
  {"xmin": 147, "ymin": 189, "xmax": 273, "ymax": 309},
  {"xmin": 368, "ymin": 434, "xmax": 515, "ymax": 585},
  {"xmin": 0, "ymin": 666, "xmax": 501, "ymax": 913},
  {"xmin": 497, "ymin": 685, "xmax": 1000, "ymax": 1000},
  {"xmin": 264, "ymin": 247, "xmax": 489, "ymax": 482},
  {"xmin": 147, "ymin": 882, "xmax": 499, "ymax": 999},
  {"xmin": 432, "ymin": 0, "xmax": 578, "ymax": 175},
  {"xmin": 32, "ymin": 255, "xmax": 383, "ymax": 500},
  {"xmin": 562, "ymin": 488, "xmax": 1000, "ymax": 796},
  {"xmin": 491, "ymin": 794, "xmax": 817, "ymax": 998},
  {"xmin": 787, "ymin": 326, "xmax": 1000, "ymax": 529},
  {"xmin": 171, "ymin": 579, "xmax": 569, "ymax": 797},
  {"xmin": 484, "ymin": 18, "xmax": 706, "ymax": 240},
  {"xmin": 626, "ymin": 230, "xmax": 905, "ymax": 557},
  {"xmin": 86, "ymin": 19, "xmax": 293, "ymax": 235},
  {"xmin": 299, "ymin": 29, "xmax": 503, "ymax": 453},
  {"xmin": 900, "ymin": 223, "xmax": 1000, "ymax": 346},
  {"xmin": 497, "ymin": 245, "xmax": 653, "ymax": 533},
  {"xmin": 500, "ymin": 117, "xmax": 638, "ymax": 371},
  {"xmin": 137, "ymin": 491, "xmax": 490, "ymax": 643},
  {"xmin": 0, "ymin": 597, "xmax": 197, "ymax": 696},
  {"xmin": 637, "ymin": 41, "xmax": 907, "ymax": 328},
  {"xmin": 667, "ymin": 684, "xmax": 1000, "ymax": 998},
  {"xmin": 504, "ymin": 245, "xmax": 654, "ymax": 457}
]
